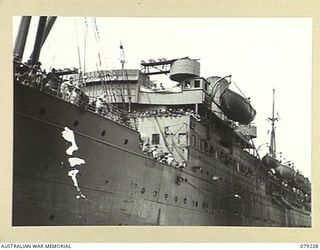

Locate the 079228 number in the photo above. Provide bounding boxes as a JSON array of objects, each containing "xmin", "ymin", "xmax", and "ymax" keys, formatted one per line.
[{"xmin": 300, "ymin": 244, "xmax": 319, "ymax": 248}]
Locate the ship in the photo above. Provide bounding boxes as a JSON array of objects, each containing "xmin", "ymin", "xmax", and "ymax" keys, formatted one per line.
[{"xmin": 13, "ymin": 16, "xmax": 311, "ymax": 226}]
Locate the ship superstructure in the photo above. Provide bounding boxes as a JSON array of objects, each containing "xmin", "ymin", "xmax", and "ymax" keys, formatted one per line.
[{"xmin": 12, "ymin": 16, "xmax": 311, "ymax": 226}]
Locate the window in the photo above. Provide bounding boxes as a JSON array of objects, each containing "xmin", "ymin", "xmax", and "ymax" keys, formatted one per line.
[
  {"xmin": 214, "ymin": 150, "xmax": 218, "ymax": 159},
  {"xmin": 220, "ymin": 151, "xmax": 224, "ymax": 160},
  {"xmin": 178, "ymin": 133, "xmax": 186, "ymax": 144},
  {"xmin": 152, "ymin": 134, "xmax": 160, "ymax": 144},
  {"xmin": 190, "ymin": 121, "xmax": 195, "ymax": 130},
  {"xmin": 210, "ymin": 145, "xmax": 214, "ymax": 155},
  {"xmin": 204, "ymin": 83, "xmax": 208, "ymax": 91},
  {"xmin": 204, "ymin": 142, "xmax": 208, "ymax": 153},
  {"xmin": 184, "ymin": 81, "xmax": 191, "ymax": 88},
  {"xmin": 199, "ymin": 139, "xmax": 202, "ymax": 150},
  {"xmin": 192, "ymin": 135, "xmax": 196, "ymax": 147},
  {"xmin": 194, "ymin": 80, "xmax": 200, "ymax": 88}
]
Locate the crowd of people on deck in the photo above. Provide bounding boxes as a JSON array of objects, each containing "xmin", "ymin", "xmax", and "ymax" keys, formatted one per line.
[
  {"xmin": 128, "ymin": 108, "xmax": 202, "ymax": 121},
  {"xmin": 14, "ymin": 58, "xmax": 87, "ymax": 105},
  {"xmin": 140, "ymin": 143, "xmax": 187, "ymax": 169},
  {"xmin": 13, "ymin": 58, "xmax": 131, "ymax": 126}
]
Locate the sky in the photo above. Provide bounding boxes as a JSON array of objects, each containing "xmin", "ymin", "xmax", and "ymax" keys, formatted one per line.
[{"xmin": 13, "ymin": 17, "xmax": 312, "ymax": 179}]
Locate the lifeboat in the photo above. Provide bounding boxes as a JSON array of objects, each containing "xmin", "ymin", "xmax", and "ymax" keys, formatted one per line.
[
  {"xmin": 262, "ymin": 154, "xmax": 280, "ymax": 169},
  {"xmin": 219, "ymin": 88, "xmax": 256, "ymax": 125},
  {"xmin": 274, "ymin": 164, "xmax": 296, "ymax": 181}
]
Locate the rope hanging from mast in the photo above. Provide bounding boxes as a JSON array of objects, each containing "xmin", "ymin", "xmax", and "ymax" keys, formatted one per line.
[{"xmin": 92, "ymin": 17, "xmax": 103, "ymax": 69}]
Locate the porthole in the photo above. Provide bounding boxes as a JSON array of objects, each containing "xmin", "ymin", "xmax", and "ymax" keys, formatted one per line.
[
  {"xmin": 73, "ymin": 120, "xmax": 79, "ymax": 127},
  {"xmin": 141, "ymin": 188, "xmax": 145, "ymax": 194},
  {"xmin": 164, "ymin": 193, "xmax": 168, "ymax": 200},
  {"xmin": 124, "ymin": 139, "xmax": 128, "ymax": 145},
  {"xmin": 174, "ymin": 196, "xmax": 178, "ymax": 202},
  {"xmin": 153, "ymin": 191, "xmax": 158, "ymax": 197},
  {"xmin": 183, "ymin": 198, "xmax": 187, "ymax": 204},
  {"xmin": 38, "ymin": 107, "xmax": 46, "ymax": 115},
  {"xmin": 195, "ymin": 201, "xmax": 198, "ymax": 207},
  {"xmin": 101, "ymin": 130, "xmax": 106, "ymax": 136},
  {"xmin": 202, "ymin": 202, "xmax": 206, "ymax": 209}
]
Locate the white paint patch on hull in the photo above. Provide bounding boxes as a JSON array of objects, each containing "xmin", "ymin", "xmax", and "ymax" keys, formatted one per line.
[
  {"xmin": 68, "ymin": 157, "xmax": 85, "ymax": 167},
  {"xmin": 68, "ymin": 169, "xmax": 80, "ymax": 187},
  {"xmin": 68, "ymin": 169, "xmax": 87, "ymax": 199},
  {"xmin": 61, "ymin": 127, "xmax": 79, "ymax": 155},
  {"xmin": 61, "ymin": 127, "xmax": 87, "ymax": 200}
]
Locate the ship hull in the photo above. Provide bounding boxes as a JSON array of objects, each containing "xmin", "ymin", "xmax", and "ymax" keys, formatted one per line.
[{"xmin": 13, "ymin": 84, "xmax": 311, "ymax": 226}]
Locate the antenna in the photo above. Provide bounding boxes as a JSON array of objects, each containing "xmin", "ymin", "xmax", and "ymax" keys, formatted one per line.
[
  {"xmin": 268, "ymin": 89, "xmax": 278, "ymax": 157},
  {"xmin": 119, "ymin": 40, "xmax": 126, "ymax": 74},
  {"xmin": 119, "ymin": 41, "xmax": 131, "ymax": 112}
]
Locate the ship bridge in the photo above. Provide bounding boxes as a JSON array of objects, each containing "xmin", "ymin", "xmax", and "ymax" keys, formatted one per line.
[{"xmin": 81, "ymin": 68, "xmax": 257, "ymax": 151}]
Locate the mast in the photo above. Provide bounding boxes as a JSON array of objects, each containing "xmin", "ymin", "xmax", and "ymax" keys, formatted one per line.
[
  {"xmin": 268, "ymin": 89, "xmax": 278, "ymax": 157},
  {"xmin": 29, "ymin": 16, "xmax": 47, "ymax": 65},
  {"xmin": 13, "ymin": 16, "xmax": 32, "ymax": 61},
  {"xmin": 29, "ymin": 16, "xmax": 57, "ymax": 60},
  {"xmin": 40, "ymin": 16, "xmax": 57, "ymax": 49},
  {"xmin": 120, "ymin": 41, "xmax": 131, "ymax": 112}
]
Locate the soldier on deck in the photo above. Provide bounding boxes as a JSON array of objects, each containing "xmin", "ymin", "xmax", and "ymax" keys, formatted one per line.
[
  {"xmin": 95, "ymin": 93, "xmax": 108, "ymax": 115},
  {"xmin": 60, "ymin": 77, "xmax": 73, "ymax": 101},
  {"xmin": 46, "ymin": 68, "xmax": 60, "ymax": 92},
  {"xmin": 69, "ymin": 85, "xmax": 81, "ymax": 105}
]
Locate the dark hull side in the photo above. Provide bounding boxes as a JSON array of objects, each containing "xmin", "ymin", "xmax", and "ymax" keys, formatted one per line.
[{"xmin": 13, "ymin": 84, "xmax": 311, "ymax": 226}]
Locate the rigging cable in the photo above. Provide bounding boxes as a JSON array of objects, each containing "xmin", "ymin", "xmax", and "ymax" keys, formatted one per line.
[
  {"xmin": 83, "ymin": 17, "xmax": 88, "ymax": 76},
  {"xmin": 91, "ymin": 18, "xmax": 116, "ymax": 113},
  {"xmin": 232, "ymin": 80, "xmax": 247, "ymax": 99},
  {"xmin": 74, "ymin": 18, "xmax": 82, "ymax": 75}
]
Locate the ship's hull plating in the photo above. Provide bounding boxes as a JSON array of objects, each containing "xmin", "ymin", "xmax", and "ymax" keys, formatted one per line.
[{"xmin": 13, "ymin": 84, "xmax": 311, "ymax": 226}]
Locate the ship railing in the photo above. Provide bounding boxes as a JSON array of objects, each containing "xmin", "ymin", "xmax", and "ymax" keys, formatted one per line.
[
  {"xmin": 242, "ymin": 149, "xmax": 260, "ymax": 161},
  {"xmin": 128, "ymin": 108, "xmax": 201, "ymax": 119},
  {"xmin": 127, "ymin": 109, "xmax": 204, "ymax": 127},
  {"xmin": 14, "ymin": 62, "xmax": 134, "ymax": 129},
  {"xmin": 141, "ymin": 144, "xmax": 187, "ymax": 169},
  {"xmin": 85, "ymin": 97, "xmax": 133, "ymax": 128},
  {"xmin": 270, "ymin": 178, "xmax": 311, "ymax": 210}
]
